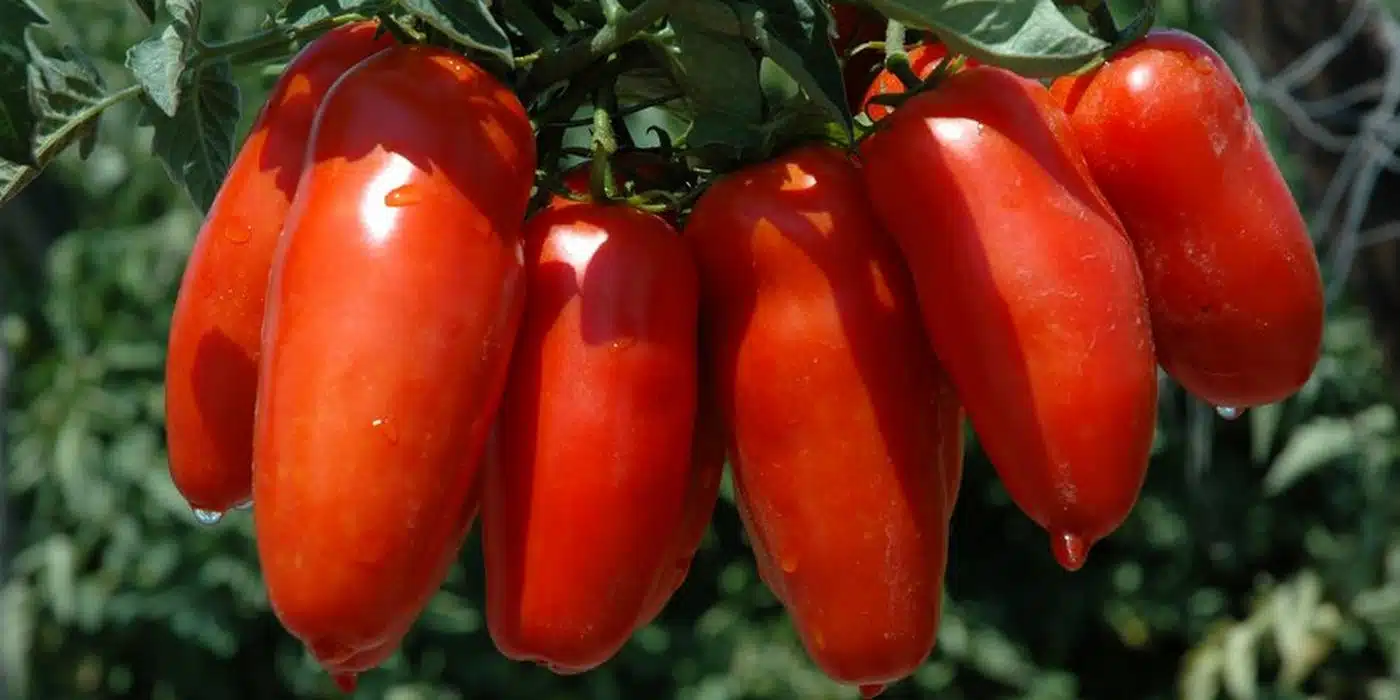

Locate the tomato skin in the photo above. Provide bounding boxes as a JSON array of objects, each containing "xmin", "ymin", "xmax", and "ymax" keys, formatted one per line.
[
  {"xmin": 483, "ymin": 202, "xmax": 706, "ymax": 673},
  {"xmin": 685, "ymin": 144, "xmax": 963, "ymax": 687},
  {"xmin": 163, "ymin": 22, "xmax": 393, "ymax": 514},
  {"xmin": 252, "ymin": 45, "xmax": 535, "ymax": 676},
  {"xmin": 1050, "ymin": 30, "xmax": 1324, "ymax": 408},
  {"xmin": 859, "ymin": 67, "xmax": 1158, "ymax": 571}
]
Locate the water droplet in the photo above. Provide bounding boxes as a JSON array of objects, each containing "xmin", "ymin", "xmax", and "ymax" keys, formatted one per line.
[
  {"xmin": 1216, "ymin": 405, "xmax": 1243, "ymax": 421},
  {"xmin": 813, "ymin": 628, "xmax": 826, "ymax": 650},
  {"xmin": 192, "ymin": 508, "xmax": 223, "ymax": 525},
  {"xmin": 860, "ymin": 683, "xmax": 887, "ymax": 699},
  {"xmin": 224, "ymin": 225, "xmax": 252, "ymax": 244},
  {"xmin": 232, "ymin": 498, "xmax": 253, "ymax": 512},
  {"xmin": 1192, "ymin": 55, "xmax": 1216, "ymax": 76},
  {"xmin": 609, "ymin": 337, "xmax": 636, "ymax": 351},
  {"xmin": 383, "ymin": 184, "xmax": 422, "ymax": 207},
  {"xmin": 331, "ymin": 672, "xmax": 357, "ymax": 694},
  {"xmin": 1051, "ymin": 531, "xmax": 1091, "ymax": 572},
  {"xmin": 779, "ymin": 554, "xmax": 799, "ymax": 573},
  {"xmin": 371, "ymin": 417, "xmax": 399, "ymax": 444}
]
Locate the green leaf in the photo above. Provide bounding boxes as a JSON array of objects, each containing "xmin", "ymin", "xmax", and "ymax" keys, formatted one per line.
[
  {"xmin": 0, "ymin": 0, "xmax": 47, "ymax": 166},
  {"xmin": 124, "ymin": 0, "xmax": 202, "ymax": 117},
  {"xmin": 666, "ymin": 5, "xmax": 766, "ymax": 161},
  {"xmin": 141, "ymin": 57, "xmax": 241, "ymax": 212},
  {"xmin": 863, "ymin": 0, "xmax": 1110, "ymax": 78},
  {"xmin": 398, "ymin": 0, "xmax": 514, "ymax": 67},
  {"xmin": 132, "ymin": 0, "xmax": 159, "ymax": 21},
  {"xmin": 1264, "ymin": 417, "xmax": 1357, "ymax": 496},
  {"xmin": 0, "ymin": 40, "xmax": 119, "ymax": 209},
  {"xmin": 278, "ymin": 0, "xmax": 385, "ymax": 28},
  {"xmin": 742, "ymin": 0, "xmax": 851, "ymax": 133}
]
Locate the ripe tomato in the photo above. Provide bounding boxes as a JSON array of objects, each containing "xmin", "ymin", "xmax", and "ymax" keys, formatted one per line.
[
  {"xmin": 1050, "ymin": 30, "xmax": 1324, "ymax": 409},
  {"xmin": 163, "ymin": 22, "xmax": 393, "ymax": 515},
  {"xmin": 861, "ymin": 43, "xmax": 974, "ymax": 121},
  {"xmin": 831, "ymin": 2, "xmax": 886, "ymax": 112},
  {"xmin": 685, "ymin": 144, "xmax": 964, "ymax": 691},
  {"xmin": 251, "ymin": 44, "xmax": 536, "ymax": 684},
  {"xmin": 483, "ymin": 200, "xmax": 708, "ymax": 673},
  {"xmin": 859, "ymin": 67, "xmax": 1158, "ymax": 571}
]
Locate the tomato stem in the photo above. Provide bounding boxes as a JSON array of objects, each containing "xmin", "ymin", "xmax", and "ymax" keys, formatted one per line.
[
  {"xmin": 527, "ymin": 0, "xmax": 675, "ymax": 87},
  {"xmin": 196, "ymin": 14, "xmax": 357, "ymax": 67},
  {"xmin": 1084, "ymin": 1, "xmax": 1120, "ymax": 44},
  {"xmin": 590, "ymin": 89, "xmax": 620, "ymax": 203},
  {"xmin": 882, "ymin": 20, "xmax": 921, "ymax": 90}
]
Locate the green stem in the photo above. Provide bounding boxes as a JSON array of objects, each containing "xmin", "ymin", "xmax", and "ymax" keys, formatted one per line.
[
  {"xmin": 1086, "ymin": 1, "xmax": 1120, "ymax": 43},
  {"xmin": 527, "ymin": 0, "xmax": 675, "ymax": 88},
  {"xmin": 0, "ymin": 84, "xmax": 144, "ymax": 208},
  {"xmin": 196, "ymin": 15, "xmax": 351, "ymax": 67},
  {"xmin": 546, "ymin": 92, "xmax": 682, "ymax": 128},
  {"xmin": 590, "ymin": 97, "xmax": 619, "ymax": 202},
  {"xmin": 883, "ymin": 20, "xmax": 920, "ymax": 90}
]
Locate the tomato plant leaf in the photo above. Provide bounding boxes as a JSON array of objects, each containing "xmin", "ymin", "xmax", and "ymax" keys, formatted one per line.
[
  {"xmin": 131, "ymin": 0, "xmax": 159, "ymax": 22},
  {"xmin": 0, "ymin": 37, "xmax": 114, "ymax": 208},
  {"xmin": 1263, "ymin": 417, "xmax": 1356, "ymax": 496},
  {"xmin": 0, "ymin": 0, "xmax": 48, "ymax": 166},
  {"xmin": 741, "ymin": 0, "xmax": 851, "ymax": 134},
  {"xmin": 141, "ymin": 57, "xmax": 240, "ymax": 212},
  {"xmin": 397, "ymin": 0, "xmax": 513, "ymax": 66},
  {"xmin": 278, "ymin": 0, "xmax": 385, "ymax": 28},
  {"xmin": 125, "ymin": 0, "xmax": 202, "ymax": 117},
  {"xmin": 864, "ymin": 0, "xmax": 1109, "ymax": 77},
  {"xmin": 666, "ymin": 5, "xmax": 765, "ymax": 160}
]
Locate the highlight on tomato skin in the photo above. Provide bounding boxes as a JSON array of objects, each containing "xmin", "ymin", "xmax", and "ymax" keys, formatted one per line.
[
  {"xmin": 1050, "ymin": 29, "xmax": 1325, "ymax": 412},
  {"xmin": 250, "ymin": 43, "xmax": 536, "ymax": 684},
  {"xmin": 481, "ymin": 198, "xmax": 706, "ymax": 674},
  {"xmin": 858, "ymin": 66, "xmax": 1159, "ymax": 573},
  {"xmin": 685, "ymin": 143, "xmax": 963, "ymax": 691},
  {"xmin": 162, "ymin": 20, "xmax": 394, "ymax": 518}
]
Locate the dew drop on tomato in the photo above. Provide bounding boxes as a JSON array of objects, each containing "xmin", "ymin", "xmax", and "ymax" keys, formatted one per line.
[
  {"xmin": 860, "ymin": 683, "xmax": 887, "ymax": 698},
  {"xmin": 191, "ymin": 508, "xmax": 223, "ymax": 525},
  {"xmin": 370, "ymin": 417, "xmax": 399, "ymax": 444},
  {"xmin": 383, "ymin": 184, "xmax": 422, "ymax": 208},
  {"xmin": 779, "ymin": 553, "xmax": 799, "ymax": 573},
  {"xmin": 223, "ymin": 225, "xmax": 253, "ymax": 244},
  {"xmin": 1051, "ymin": 532, "xmax": 1090, "ymax": 572},
  {"xmin": 331, "ymin": 672, "xmax": 357, "ymax": 694},
  {"xmin": 1215, "ymin": 405, "xmax": 1243, "ymax": 421}
]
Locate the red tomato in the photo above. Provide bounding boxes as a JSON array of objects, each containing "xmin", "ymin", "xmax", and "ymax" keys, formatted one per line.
[
  {"xmin": 861, "ymin": 43, "xmax": 979, "ymax": 121},
  {"xmin": 831, "ymin": 3, "xmax": 887, "ymax": 113},
  {"xmin": 685, "ymin": 144, "xmax": 964, "ymax": 690},
  {"xmin": 251, "ymin": 44, "xmax": 536, "ymax": 682},
  {"xmin": 163, "ymin": 22, "xmax": 393, "ymax": 515},
  {"xmin": 1050, "ymin": 30, "xmax": 1324, "ymax": 409},
  {"xmin": 859, "ymin": 67, "xmax": 1158, "ymax": 571},
  {"xmin": 482, "ymin": 201, "xmax": 708, "ymax": 672}
]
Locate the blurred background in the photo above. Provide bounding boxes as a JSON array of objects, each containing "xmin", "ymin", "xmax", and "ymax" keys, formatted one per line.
[{"xmin": 5, "ymin": 0, "xmax": 1400, "ymax": 698}]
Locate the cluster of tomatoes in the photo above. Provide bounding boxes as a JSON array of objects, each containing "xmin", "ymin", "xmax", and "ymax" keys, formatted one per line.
[{"xmin": 161, "ymin": 11, "xmax": 1324, "ymax": 698}]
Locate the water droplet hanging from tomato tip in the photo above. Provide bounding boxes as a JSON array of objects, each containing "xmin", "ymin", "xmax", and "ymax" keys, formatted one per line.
[
  {"xmin": 383, "ymin": 184, "xmax": 422, "ymax": 207},
  {"xmin": 1215, "ymin": 405, "xmax": 1243, "ymax": 421},
  {"xmin": 1051, "ymin": 532, "xmax": 1090, "ymax": 572},
  {"xmin": 859, "ymin": 683, "xmax": 887, "ymax": 698},
  {"xmin": 191, "ymin": 508, "xmax": 223, "ymax": 525},
  {"xmin": 332, "ymin": 672, "xmax": 357, "ymax": 694}
]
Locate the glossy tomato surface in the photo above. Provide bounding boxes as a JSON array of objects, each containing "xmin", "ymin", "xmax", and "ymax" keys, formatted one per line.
[
  {"xmin": 251, "ymin": 44, "xmax": 536, "ymax": 682},
  {"xmin": 482, "ymin": 201, "xmax": 709, "ymax": 673},
  {"xmin": 1050, "ymin": 30, "xmax": 1324, "ymax": 409},
  {"xmin": 163, "ymin": 22, "xmax": 393, "ymax": 514},
  {"xmin": 686, "ymin": 144, "xmax": 963, "ymax": 690},
  {"xmin": 860, "ymin": 67, "xmax": 1158, "ymax": 571}
]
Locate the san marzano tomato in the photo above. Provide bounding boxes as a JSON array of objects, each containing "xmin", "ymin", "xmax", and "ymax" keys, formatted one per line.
[
  {"xmin": 1050, "ymin": 30, "xmax": 1324, "ymax": 410},
  {"xmin": 483, "ymin": 200, "xmax": 712, "ymax": 673},
  {"xmin": 859, "ymin": 67, "xmax": 1158, "ymax": 571},
  {"xmin": 251, "ymin": 44, "xmax": 536, "ymax": 687},
  {"xmin": 164, "ymin": 22, "xmax": 393, "ymax": 516},
  {"xmin": 686, "ymin": 144, "xmax": 963, "ymax": 692}
]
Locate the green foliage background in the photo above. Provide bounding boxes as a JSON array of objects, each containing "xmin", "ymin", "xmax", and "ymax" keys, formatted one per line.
[{"xmin": 5, "ymin": 2, "xmax": 1400, "ymax": 699}]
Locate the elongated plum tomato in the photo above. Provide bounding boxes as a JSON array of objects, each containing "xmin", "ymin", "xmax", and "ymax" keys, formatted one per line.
[
  {"xmin": 861, "ymin": 43, "xmax": 978, "ymax": 121},
  {"xmin": 859, "ymin": 67, "xmax": 1159, "ymax": 572},
  {"xmin": 163, "ymin": 22, "xmax": 393, "ymax": 515},
  {"xmin": 685, "ymin": 144, "xmax": 964, "ymax": 693},
  {"xmin": 483, "ymin": 200, "xmax": 714, "ymax": 673},
  {"xmin": 1050, "ymin": 30, "xmax": 1324, "ymax": 409},
  {"xmin": 251, "ymin": 44, "xmax": 536, "ymax": 690}
]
